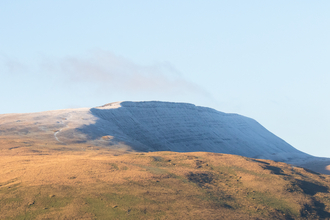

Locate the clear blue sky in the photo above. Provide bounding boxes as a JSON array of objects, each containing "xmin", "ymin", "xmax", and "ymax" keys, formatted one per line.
[{"xmin": 1, "ymin": 1, "xmax": 330, "ymax": 157}]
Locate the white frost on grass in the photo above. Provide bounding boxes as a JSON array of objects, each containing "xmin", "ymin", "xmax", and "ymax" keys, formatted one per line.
[{"xmin": 87, "ymin": 101, "xmax": 311, "ymax": 162}]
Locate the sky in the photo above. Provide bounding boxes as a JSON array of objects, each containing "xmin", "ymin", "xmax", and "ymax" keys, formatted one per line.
[{"xmin": 1, "ymin": 1, "xmax": 330, "ymax": 157}]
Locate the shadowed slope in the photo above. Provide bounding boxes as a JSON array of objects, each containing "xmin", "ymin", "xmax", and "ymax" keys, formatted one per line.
[{"xmin": 77, "ymin": 101, "xmax": 309, "ymax": 162}]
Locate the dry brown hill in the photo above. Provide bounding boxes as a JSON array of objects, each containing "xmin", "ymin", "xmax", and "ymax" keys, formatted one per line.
[{"xmin": 1, "ymin": 144, "xmax": 330, "ymax": 220}]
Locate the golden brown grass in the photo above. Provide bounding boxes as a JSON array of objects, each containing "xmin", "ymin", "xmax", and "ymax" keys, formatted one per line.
[{"xmin": 1, "ymin": 142, "xmax": 330, "ymax": 219}]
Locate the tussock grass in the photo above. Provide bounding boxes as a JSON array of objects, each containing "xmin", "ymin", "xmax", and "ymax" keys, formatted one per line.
[{"xmin": 1, "ymin": 147, "xmax": 330, "ymax": 219}]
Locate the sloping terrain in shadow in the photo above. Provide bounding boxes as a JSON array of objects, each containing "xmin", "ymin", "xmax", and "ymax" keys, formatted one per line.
[{"xmin": 76, "ymin": 101, "xmax": 310, "ymax": 162}]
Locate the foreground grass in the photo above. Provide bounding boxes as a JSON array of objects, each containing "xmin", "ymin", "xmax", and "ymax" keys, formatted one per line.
[{"xmin": 1, "ymin": 147, "xmax": 330, "ymax": 219}]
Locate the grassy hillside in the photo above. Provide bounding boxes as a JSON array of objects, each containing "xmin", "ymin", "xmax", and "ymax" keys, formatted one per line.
[{"xmin": 1, "ymin": 144, "xmax": 330, "ymax": 220}]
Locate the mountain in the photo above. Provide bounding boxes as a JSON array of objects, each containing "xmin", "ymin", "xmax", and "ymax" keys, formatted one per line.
[
  {"xmin": 0, "ymin": 101, "xmax": 329, "ymax": 174},
  {"xmin": 2, "ymin": 101, "xmax": 330, "ymax": 219}
]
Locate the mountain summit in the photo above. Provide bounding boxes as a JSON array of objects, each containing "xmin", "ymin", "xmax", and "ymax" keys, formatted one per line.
[{"xmin": 0, "ymin": 101, "xmax": 329, "ymax": 174}]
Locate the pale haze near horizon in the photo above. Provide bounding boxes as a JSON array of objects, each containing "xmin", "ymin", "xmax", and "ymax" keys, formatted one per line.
[{"xmin": 1, "ymin": 1, "xmax": 329, "ymax": 157}]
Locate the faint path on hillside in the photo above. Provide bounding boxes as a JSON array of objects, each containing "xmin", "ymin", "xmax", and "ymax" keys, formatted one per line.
[
  {"xmin": 54, "ymin": 129, "xmax": 64, "ymax": 143},
  {"xmin": 54, "ymin": 113, "xmax": 72, "ymax": 144}
]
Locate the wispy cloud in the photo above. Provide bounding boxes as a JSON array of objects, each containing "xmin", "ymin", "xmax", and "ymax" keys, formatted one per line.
[
  {"xmin": 42, "ymin": 50, "xmax": 211, "ymax": 98},
  {"xmin": 2, "ymin": 57, "xmax": 29, "ymax": 75}
]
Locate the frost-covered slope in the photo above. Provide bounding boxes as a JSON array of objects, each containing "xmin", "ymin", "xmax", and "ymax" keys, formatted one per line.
[
  {"xmin": 77, "ymin": 101, "xmax": 309, "ymax": 162},
  {"xmin": 0, "ymin": 101, "xmax": 310, "ymax": 163}
]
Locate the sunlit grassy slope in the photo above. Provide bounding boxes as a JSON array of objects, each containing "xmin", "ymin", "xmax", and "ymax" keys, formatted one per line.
[{"xmin": 1, "ymin": 142, "xmax": 330, "ymax": 220}]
